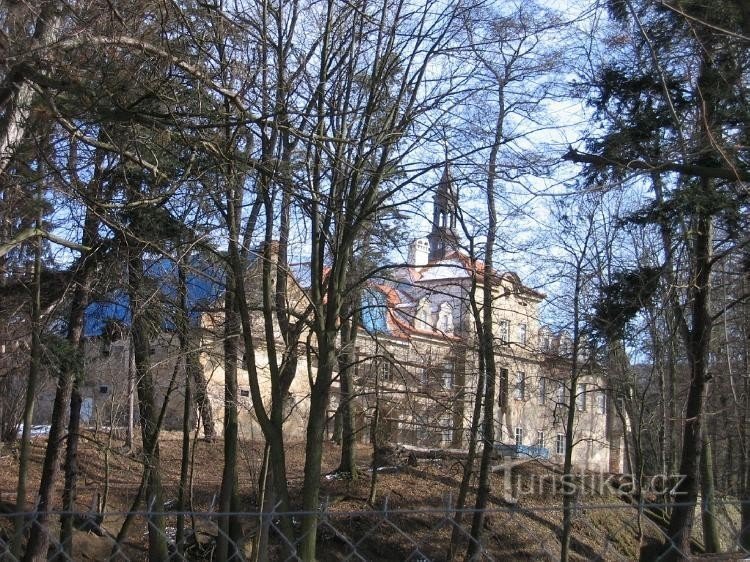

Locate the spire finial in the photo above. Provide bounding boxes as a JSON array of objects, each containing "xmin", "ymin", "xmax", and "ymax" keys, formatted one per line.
[{"xmin": 441, "ymin": 126, "xmax": 449, "ymax": 164}]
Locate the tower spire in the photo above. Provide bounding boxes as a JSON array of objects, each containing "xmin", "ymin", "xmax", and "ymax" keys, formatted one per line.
[{"xmin": 428, "ymin": 160, "xmax": 459, "ymax": 262}]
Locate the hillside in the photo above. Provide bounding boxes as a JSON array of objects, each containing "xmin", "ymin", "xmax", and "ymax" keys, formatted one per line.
[{"xmin": 0, "ymin": 433, "xmax": 732, "ymax": 560}]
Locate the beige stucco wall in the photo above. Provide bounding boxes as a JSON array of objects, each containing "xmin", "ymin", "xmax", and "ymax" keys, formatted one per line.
[
  {"xmin": 373, "ymin": 267, "xmax": 618, "ymax": 472},
  {"xmin": 199, "ymin": 339, "xmax": 313, "ymax": 442},
  {"xmin": 36, "ymin": 254, "xmax": 623, "ymax": 475}
]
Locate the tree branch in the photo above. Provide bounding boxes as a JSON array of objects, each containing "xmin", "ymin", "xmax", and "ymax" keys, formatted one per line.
[
  {"xmin": 562, "ymin": 147, "xmax": 750, "ymax": 182},
  {"xmin": 0, "ymin": 228, "xmax": 89, "ymax": 258}
]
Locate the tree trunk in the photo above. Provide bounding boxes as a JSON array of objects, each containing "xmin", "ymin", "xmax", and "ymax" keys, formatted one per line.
[
  {"xmin": 176, "ymin": 259, "xmax": 192, "ymax": 555},
  {"xmin": 337, "ymin": 309, "xmax": 359, "ymax": 478},
  {"xmin": 700, "ymin": 434, "xmax": 721, "ymax": 553},
  {"xmin": 128, "ymin": 251, "xmax": 168, "ymax": 561},
  {"xmin": 0, "ymin": 4, "xmax": 61, "ymax": 176},
  {"xmin": 367, "ymin": 387, "xmax": 381, "ymax": 506},
  {"xmin": 125, "ymin": 345, "xmax": 134, "ymax": 450},
  {"xmin": 664, "ymin": 208, "xmax": 713, "ymax": 560},
  {"xmin": 25, "ymin": 195, "xmax": 98, "ymax": 561},
  {"xmin": 561, "ymin": 241, "xmax": 591, "ymax": 562},
  {"xmin": 12, "ymin": 215, "xmax": 42, "ymax": 559},
  {"xmin": 299, "ymin": 341, "xmax": 336, "ymax": 560},
  {"xmin": 448, "ymin": 339, "xmax": 485, "ymax": 560},
  {"xmin": 59, "ymin": 381, "xmax": 81, "ymax": 558},
  {"xmin": 560, "ymin": 373, "xmax": 578, "ymax": 562},
  {"xmin": 740, "ymin": 276, "xmax": 750, "ymax": 550},
  {"xmin": 216, "ymin": 274, "xmax": 241, "ymax": 561},
  {"xmin": 467, "ymin": 89, "xmax": 503, "ymax": 560},
  {"xmin": 190, "ymin": 353, "xmax": 214, "ymax": 440},
  {"xmin": 252, "ymin": 443, "xmax": 272, "ymax": 562}
]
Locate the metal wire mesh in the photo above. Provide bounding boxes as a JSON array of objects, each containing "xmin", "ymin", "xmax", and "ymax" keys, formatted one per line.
[{"xmin": 1, "ymin": 499, "xmax": 749, "ymax": 561}]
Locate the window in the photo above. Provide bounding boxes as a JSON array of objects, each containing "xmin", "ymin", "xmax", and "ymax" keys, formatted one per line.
[
  {"xmin": 518, "ymin": 323, "xmax": 527, "ymax": 345},
  {"xmin": 238, "ymin": 388, "xmax": 252, "ymax": 408},
  {"xmin": 537, "ymin": 430, "xmax": 545, "ymax": 448},
  {"xmin": 596, "ymin": 391, "xmax": 607, "ymax": 415},
  {"xmin": 576, "ymin": 384, "xmax": 586, "ymax": 411},
  {"xmin": 560, "ymin": 335, "xmax": 572, "ymax": 356},
  {"xmin": 513, "ymin": 372, "xmax": 526, "ymax": 400},
  {"xmin": 540, "ymin": 330, "xmax": 551, "ymax": 352},
  {"xmin": 380, "ymin": 361, "xmax": 392, "ymax": 382},
  {"xmin": 418, "ymin": 368, "xmax": 428, "ymax": 387},
  {"xmin": 416, "ymin": 424, "xmax": 429, "ymax": 445},
  {"xmin": 538, "ymin": 377, "xmax": 546, "ymax": 404},
  {"xmin": 499, "ymin": 368, "xmax": 509, "ymax": 408},
  {"xmin": 442, "ymin": 361, "xmax": 454, "ymax": 389},
  {"xmin": 437, "ymin": 302, "xmax": 454, "ymax": 334},
  {"xmin": 556, "ymin": 433, "xmax": 565, "ymax": 455},
  {"xmin": 497, "ymin": 320, "xmax": 510, "ymax": 343},
  {"xmin": 99, "ymin": 385, "xmax": 109, "ymax": 394},
  {"xmin": 556, "ymin": 382, "xmax": 565, "ymax": 405},
  {"xmin": 515, "ymin": 427, "xmax": 524, "ymax": 447},
  {"xmin": 441, "ymin": 416, "xmax": 453, "ymax": 446},
  {"xmin": 415, "ymin": 297, "xmax": 432, "ymax": 330}
]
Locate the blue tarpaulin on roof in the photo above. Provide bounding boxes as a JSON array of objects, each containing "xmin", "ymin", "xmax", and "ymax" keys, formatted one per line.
[
  {"xmin": 83, "ymin": 257, "xmax": 225, "ymax": 336},
  {"xmin": 361, "ymin": 287, "xmax": 388, "ymax": 334}
]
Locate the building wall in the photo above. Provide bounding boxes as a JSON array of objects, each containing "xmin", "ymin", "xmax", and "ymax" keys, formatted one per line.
[
  {"xmin": 199, "ymin": 339, "xmax": 312, "ymax": 442},
  {"xmin": 37, "ymin": 251, "xmax": 624, "ymax": 474},
  {"xmin": 355, "ymin": 262, "xmax": 621, "ymax": 472}
]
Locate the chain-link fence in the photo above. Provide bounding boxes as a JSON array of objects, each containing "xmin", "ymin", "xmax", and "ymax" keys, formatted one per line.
[{"xmin": 1, "ymin": 499, "xmax": 749, "ymax": 561}]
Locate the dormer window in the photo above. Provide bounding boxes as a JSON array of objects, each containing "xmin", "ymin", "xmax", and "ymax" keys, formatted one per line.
[
  {"xmin": 538, "ymin": 327, "xmax": 553, "ymax": 353},
  {"xmin": 415, "ymin": 296, "xmax": 432, "ymax": 330},
  {"xmin": 542, "ymin": 335, "xmax": 551, "ymax": 352},
  {"xmin": 437, "ymin": 302, "xmax": 454, "ymax": 334}
]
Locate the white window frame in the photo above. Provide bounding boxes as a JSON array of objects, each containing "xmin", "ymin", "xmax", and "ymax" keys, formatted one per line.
[
  {"xmin": 380, "ymin": 361, "xmax": 391, "ymax": 382},
  {"xmin": 556, "ymin": 433, "xmax": 565, "ymax": 455},
  {"xmin": 498, "ymin": 320, "xmax": 510, "ymax": 343},
  {"xmin": 537, "ymin": 430, "xmax": 545, "ymax": 448},
  {"xmin": 442, "ymin": 361, "xmax": 454, "ymax": 389},
  {"xmin": 576, "ymin": 383, "xmax": 586, "ymax": 411},
  {"xmin": 441, "ymin": 415, "xmax": 453, "ymax": 446},
  {"xmin": 515, "ymin": 427, "xmax": 524, "ymax": 447},
  {"xmin": 437, "ymin": 302, "xmax": 454, "ymax": 334},
  {"xmin": 597, "ymin": 391, "xmax": 606, "ymax": 414},
  {"xmin": 541, "ymin": 333, "xmax": 551, "ymax": 352},
  {"xmin": 556, "ymin": 382, "xmax": 565, "ymax": 405},
  {"xmin": 514, "ymin": 372, "xmax": 526, "ymax": 401},
  {"xmin": 518, "ymin": 323, "xmax": 527, "ymax": 345}
]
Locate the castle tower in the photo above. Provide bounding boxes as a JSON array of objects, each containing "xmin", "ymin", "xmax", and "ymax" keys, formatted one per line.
[{"xmin": 427, "ymin": 163, "xmax": 459, "ymax": 262}]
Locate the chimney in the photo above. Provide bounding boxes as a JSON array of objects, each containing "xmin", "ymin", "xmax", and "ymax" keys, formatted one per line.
[{"xmin": 408, "ymin": 238, "xmax": 430, "ymax": 266}]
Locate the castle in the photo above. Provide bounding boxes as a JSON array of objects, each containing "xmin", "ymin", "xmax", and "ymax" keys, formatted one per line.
[{"xmin": 37, "ymin": 166, "xmax": 624, "ymax": 472}]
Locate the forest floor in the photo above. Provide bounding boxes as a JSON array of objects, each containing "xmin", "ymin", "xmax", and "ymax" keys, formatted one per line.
[{"xmin": 0, "ymin": 431, "xmax": 743, "ymax": 560}]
